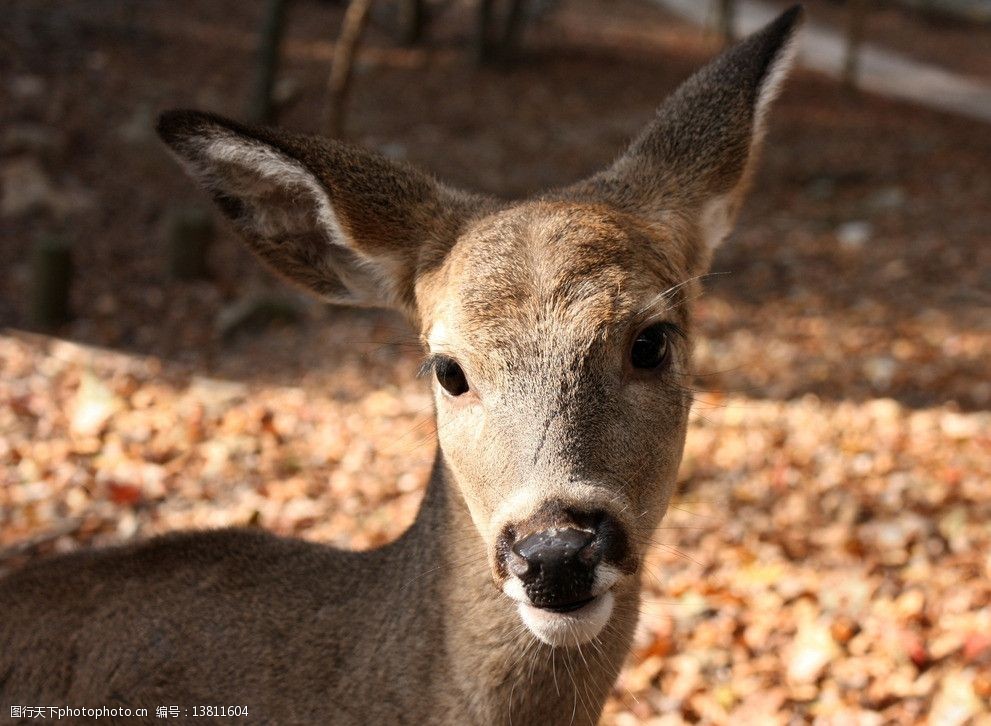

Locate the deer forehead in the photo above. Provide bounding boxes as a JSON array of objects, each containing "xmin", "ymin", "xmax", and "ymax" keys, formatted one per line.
[{"xmin": 420, "ymin": 202, "xmax": 691, "ymax": 357}]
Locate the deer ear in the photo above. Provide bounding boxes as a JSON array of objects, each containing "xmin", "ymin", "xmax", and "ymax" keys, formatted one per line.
[
  {"xmin": 565, "ymin": 5, "xmax": 803, "ymax": 253},
  {"xmin": 157, "ymin": 110, "xmax": 483, "ymax": 315}
]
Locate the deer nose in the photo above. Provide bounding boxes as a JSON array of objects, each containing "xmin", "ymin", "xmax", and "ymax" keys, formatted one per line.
[
  {"xmin": 509, "ymin": 528, "xmax": 602, "ymax": 611},
  {"xmin": 511, "ymin": 528, "xmax": 599, "ymax": 575}
]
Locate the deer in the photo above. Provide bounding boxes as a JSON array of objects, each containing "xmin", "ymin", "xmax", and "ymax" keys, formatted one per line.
[{"xmin": 0, "ymin": 8, "xmax": 802, "ymax": 725}]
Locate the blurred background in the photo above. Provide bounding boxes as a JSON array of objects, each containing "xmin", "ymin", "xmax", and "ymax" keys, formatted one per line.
[{"xmin": 1, "ymin": 0, "xmax": 989, "ymax": 723}]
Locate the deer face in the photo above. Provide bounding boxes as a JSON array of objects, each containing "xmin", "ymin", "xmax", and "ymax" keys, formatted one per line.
[
  {"xmin": 416, "ymin": 203, "xmax": 695, "ymax": 643},
  {"xmin": 158, "ymin": 7, "xmax": 801, "ymax": 648}
]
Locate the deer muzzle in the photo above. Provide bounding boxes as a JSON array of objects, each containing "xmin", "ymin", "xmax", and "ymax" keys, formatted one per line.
[{"xmin": 498, "ymin": 505, "xmax": 631, "ymax": 646}]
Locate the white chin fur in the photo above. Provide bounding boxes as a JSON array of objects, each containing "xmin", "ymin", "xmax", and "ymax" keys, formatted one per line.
[{"xmin": 517, "ymin": 591, "xmax": 614, "ymax": 647}]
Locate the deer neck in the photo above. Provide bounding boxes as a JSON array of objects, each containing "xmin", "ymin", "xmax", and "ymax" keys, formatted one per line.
[{"xmin": 397, "ymin": 451, "xmax": 639, "ymax": 725}]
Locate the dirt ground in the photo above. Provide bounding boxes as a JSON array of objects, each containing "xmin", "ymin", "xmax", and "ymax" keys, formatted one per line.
[{"xmin": 1, "ymin": 0, "xmax": 990, "ymax": 723}]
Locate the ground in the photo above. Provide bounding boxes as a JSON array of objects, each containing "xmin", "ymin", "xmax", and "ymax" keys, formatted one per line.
[{"xmin": 1, "ymin": 0, "xmax": 989, "ymax": 724}]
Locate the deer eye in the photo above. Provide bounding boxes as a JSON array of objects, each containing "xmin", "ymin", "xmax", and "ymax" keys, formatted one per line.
[
  {"xmin": 435, "ymin": 357, "xmax": 470, "ymax": 396},
  {"xmin": 631, "ymin": 323, "xmax": 672, "ymax": 370}
]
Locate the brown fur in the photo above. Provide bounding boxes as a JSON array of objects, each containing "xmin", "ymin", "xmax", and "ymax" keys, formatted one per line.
[{"xmin": 0, "ymin": 9, "xmax": 802, "ymax": 725}]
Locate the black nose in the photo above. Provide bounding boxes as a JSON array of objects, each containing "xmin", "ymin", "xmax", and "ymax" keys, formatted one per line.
[
  {"xmin": 510, "ymin": 527, "xmax": 602, "ymax": 611},
  {"xmin": 512, "ymin": 528, "xmax": 599, "ymax": 573}
]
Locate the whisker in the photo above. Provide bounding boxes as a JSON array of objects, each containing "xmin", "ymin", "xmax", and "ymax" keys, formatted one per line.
[{"xmin": 636, "ymin": 271, "xmax": 729, "ymax": 316}]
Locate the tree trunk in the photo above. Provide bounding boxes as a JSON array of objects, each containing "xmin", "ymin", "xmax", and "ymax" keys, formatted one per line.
[
  {"xmin": 397, "ymin": 0, "xmax": 426, "ymax": 46},
  {"xmin": 31, "ymin": 235, "xmax": 73, "ymax": 329},
  {"xmin": 247, "ymin": 0, "xmax": 289, "ymax": 123},
  {"xmin": 716, "ymin": 0, "xmax": 735, "ymax": 43},
  {"xmin": 167, "ymin": 207, "xmax": 215, "ymax": 281},
  {"xmin": 476, "ymin": 0, "xmax": 497, "ymax": 65},
  {"xmin": 327, "ymin": 0, "xmax": 376, "ymax": 137},
  {"xmin": 500, "ymin": 0, "xmax": 528, "ymax": 59},
  {"xmin": 842, "ymin": 0, "xmax": 869, "ymax": 91}
]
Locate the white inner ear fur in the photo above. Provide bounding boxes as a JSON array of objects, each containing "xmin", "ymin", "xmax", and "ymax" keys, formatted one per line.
[
  {"xmin": 201, "ymin": 136, "xmax": 351, "ymax": 246},
  {"xmin": 699, "ymin": 192, "xmax": 736, "ymax": 250},
  {"xmin": 173, "ymin": 133, "xmax": 406, "ymax": 308},
  {"xmin": 701, "ymin": 27, "xmax": 801, "ymax": 251}
]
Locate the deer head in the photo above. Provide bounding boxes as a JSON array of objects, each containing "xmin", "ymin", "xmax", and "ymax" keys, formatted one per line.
[{"xmin": 158, "ymin": 6, "xmax": 802, "ymax": 648}]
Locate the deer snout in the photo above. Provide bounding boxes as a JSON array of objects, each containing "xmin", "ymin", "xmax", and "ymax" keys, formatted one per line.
[
  {"xmin": 498, "ymin": 506, "xmax": 631, "ymax": 645},
  {"xmin": 509, "ymin": 527, "xmax": 601, "ymax": 611},
  {"xmin": 498, "ymin": 505, "xmax": 631, "ymax": 610}
]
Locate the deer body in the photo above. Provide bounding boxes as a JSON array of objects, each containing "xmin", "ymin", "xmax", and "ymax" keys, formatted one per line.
[
  {"xmin": 1, "ymin": 460, "xmax": 633, "ymax": 724},
  {"xmin": 1, "ymin": 9, "xmax": 802, "ymax": 725}
]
